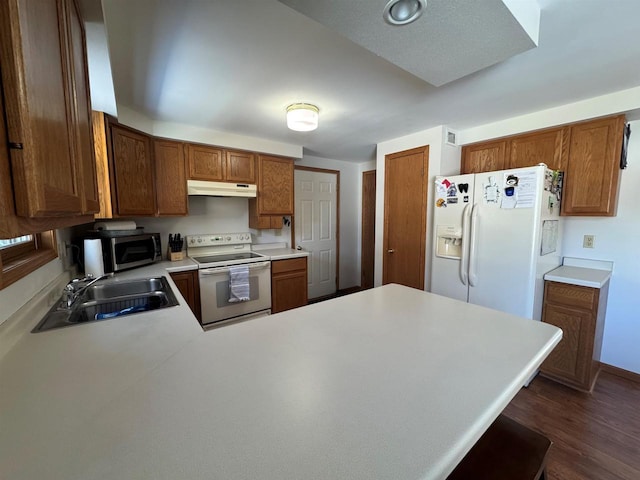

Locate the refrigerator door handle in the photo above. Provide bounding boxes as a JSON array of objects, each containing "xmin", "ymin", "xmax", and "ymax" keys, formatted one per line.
[
  {"xmin": 468, "ymin": 203, "xmax": 479, "ymax": 287},
  {"xmin": 459, "ymin": 203, "xmax": 471, "ymax": 286}
]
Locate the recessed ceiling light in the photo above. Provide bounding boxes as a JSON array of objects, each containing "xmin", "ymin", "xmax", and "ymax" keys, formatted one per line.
[
  {"xmin": 286, "ymin": 103, "xmax": 319, "ymax": 132},
  {"xmin": 383, "ymin": 0, "xmax": 426, "ymax": 26}
]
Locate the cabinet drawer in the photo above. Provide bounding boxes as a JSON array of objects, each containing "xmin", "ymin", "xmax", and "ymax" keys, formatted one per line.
[
  {"xmin": 545, "ymin": 281, "xmax": 597, "ymax": 310},
  {"xmin": 272, "ymin": 257, "xmax": 306, "ymax": 275}
]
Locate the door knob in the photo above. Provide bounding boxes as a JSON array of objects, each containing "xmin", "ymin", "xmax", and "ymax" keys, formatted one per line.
[{"xmin": 387, "ymin": 249, "xmax": 395, "ymax": 253}]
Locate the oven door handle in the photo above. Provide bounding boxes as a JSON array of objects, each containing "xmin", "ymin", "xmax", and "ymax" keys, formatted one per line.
[{"xmin": 199, "ymin": 261, "xmax": 271, "ymax": 275}]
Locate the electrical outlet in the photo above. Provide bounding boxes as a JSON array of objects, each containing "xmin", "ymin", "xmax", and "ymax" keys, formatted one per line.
[{"xmin": 583, "ymin": 235, "xmax": 595, "ymax": 248}]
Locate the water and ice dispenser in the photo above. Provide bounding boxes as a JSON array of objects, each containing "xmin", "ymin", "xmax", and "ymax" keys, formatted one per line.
[{"xmin": 435, "ymin": 225, "xmax": 462, "ymax": 259}]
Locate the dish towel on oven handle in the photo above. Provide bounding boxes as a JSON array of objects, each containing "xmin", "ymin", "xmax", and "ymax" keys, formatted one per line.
[{"xmin": 228, "ymin": 265, "xmax": 251, "ymax": 302}]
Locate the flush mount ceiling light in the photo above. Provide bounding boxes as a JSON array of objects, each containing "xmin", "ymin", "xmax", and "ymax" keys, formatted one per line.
[
  {"xmin": 383, "ymin": 0, "xmax": 426, "ymax": 26},
  {"xmin": 286, "ymin": 103, "xmax": 319, "ymax": 132}
]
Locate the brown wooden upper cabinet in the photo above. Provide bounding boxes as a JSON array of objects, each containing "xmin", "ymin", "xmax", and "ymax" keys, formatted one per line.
[
  {"xmin": 154, "ymin": 140, "xmax": 188, "ymax": 216},
  {"xmin": 0, "ymin": 0, "xmax": 98, "ymax": 224},
  {"xmin": 461, "ymin": 140, "xmax": 508, "ymax": 174},
  {"xmin": 109, "ymin": 125, "xmax": 156, "ymax": 217},
  {"xmin": 249, "ymin": 155, "xmax": 294, "ymax": 229},
  {"xmin": 507, "ymin": 127, "xmax": 567, "ymax": 171},
  {"xmin": 460, "ymin": 115, "xmax": 626, "ymax": 216},
  {"xmin": 561, "ymin": 115, "xmax": 625, "ymax": 216},
  {"xmin": 186, "ymin": 144, "xmax": 255, "ymax": 184}
]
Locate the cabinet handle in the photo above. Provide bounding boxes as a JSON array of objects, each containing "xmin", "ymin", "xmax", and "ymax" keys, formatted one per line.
[
  {"xmin": 9, "ymin": 142, "xmax": 23, "ymax": 150},
  {"xmin": 387, "ymin": 249, "xmax": 395, "ymax": 253}
]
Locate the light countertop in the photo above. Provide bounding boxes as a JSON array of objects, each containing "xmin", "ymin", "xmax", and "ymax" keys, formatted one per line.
[
  {"xmin": 0, "ymin": 274, "xmax": 560, "ymax": 480},
  {"xmin": 253, "ymin": 242, "xmax": 309, "ymax": 260},
  {"xmin": 544, "ymin": 257, "xmax": 613, "ymax": 288}
]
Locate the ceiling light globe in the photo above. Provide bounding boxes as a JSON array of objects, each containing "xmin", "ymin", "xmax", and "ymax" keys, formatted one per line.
[{"xmin": 286, "ymin": 103, "xmax": 319, "ymax": 132}]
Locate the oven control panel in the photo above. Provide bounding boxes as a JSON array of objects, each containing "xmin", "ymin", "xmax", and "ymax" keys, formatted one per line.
[{"xmin": 186, "ymin": 233, "xmax": 252, "ymax": 247}]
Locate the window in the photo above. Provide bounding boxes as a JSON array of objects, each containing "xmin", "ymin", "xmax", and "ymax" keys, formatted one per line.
[{"xmin": 0, "ymin": 231, "xmax": 57, "ymax": 289}]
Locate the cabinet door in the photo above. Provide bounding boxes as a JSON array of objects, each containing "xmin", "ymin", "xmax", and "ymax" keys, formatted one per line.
[
  {"xmin": 461, "ymin": 141, "xmax": 508, "ymax": 174},
  {"xmin": 508, "ymin": 128, "xmax": 566, "ymax": 171},
  {"xmin": 258, "ymin": 155, "xmax": 294, "ymax": 215},
  {"xmin": 561, "ymin": 115, "xmax": 625, "ymax": 216},
  {"xmin": 541, "ymin": 303, "xmax": 592, "ymax": 387},
  {"xmin": 271, "ymin": 258, "xmax": 308, "ymax": 313},
  {"xmin": 225, "ymin": 150, "xmax": 255, "ymax": 183},
  {"xmin": 110, "ymin": 125, "xmax": 156, "ymax": 216},
  {"xmin": 154, "ymin": 140, "xmax": 188, "ymax": 216},
  {"xmin": 187, "ymin": 144, "xmax": 224, "ymax": 181},
  {"xmin": 170, "ymin": 271, "xmax": 201, "ymax": 321},
  {"xmin": 0, "ymin": 0, "xmax": 83, "ymax": 217},
  {"xmin": 65, "ymin": 0, "xmax": 99, "ymax": 214}
]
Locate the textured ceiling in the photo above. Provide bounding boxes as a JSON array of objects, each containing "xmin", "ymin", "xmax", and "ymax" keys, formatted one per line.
[
  {"xmin": 96, "ymin": 0, "xmax": 640, "ymax": 162},
  {"xmin": 277, "ymin": 0, "xmax": 538, "ymax": 87}
]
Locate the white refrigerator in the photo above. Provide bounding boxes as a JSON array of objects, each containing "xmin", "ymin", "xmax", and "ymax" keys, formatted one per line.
[{"xmin": 431, "ymin": 164, "xmax": 563, "ymax": 321}]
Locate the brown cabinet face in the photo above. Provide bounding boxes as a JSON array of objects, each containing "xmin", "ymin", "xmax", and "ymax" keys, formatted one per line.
[
  {"xmin": 66, "ymin": 0, "xmax": 99, "ymax": 215},
  {"xmin": 541, "ymin": 302, "xmax": 591, "ymax": 385},
  {"xmin": 170, "ymin": 270, "xmax": 201, "ymax": 321},
  {"xmin": 225, "ymin": 150, "xmax": 255, "ymax": 183},
  {"xmin": 0, "ymin": 0, "xmax": 84, "ymax": 217},
  {"xmin": 187, "ymin": 144, "xmax": 224, "ymax": 181},
  {"xmin": 461, "ymin": 141, "xmax": 507, "ymax": 174},
  {"xmin": 271, "ymin": 258, "xmax": 308, "ymax": 314},
  {"xmin": 540, "ymin": 280, "xmax": 607, "ymax": 392},
  {"xmin": 111, "ymin": 125, "xmax": 156, "ymax": 216},
  {"xmin": 154, "ymin": 140, "xmax": 188, "ymax": 216},
  {"xmin": 258, "ymin": 155, "xmax": 294, "ymax": 215},
  {"xmin": 561, "ymin": 115, "xmax": 625, "ymax": 216},
  {"xmin": 508, "ymin": 128, "xmax": 566, "ymax": 171}
]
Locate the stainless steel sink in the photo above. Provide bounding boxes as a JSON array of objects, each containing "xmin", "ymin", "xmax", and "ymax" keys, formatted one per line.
[{"xmin": 32, "ymin": 276, "xmax": 179, "ymax": 333}]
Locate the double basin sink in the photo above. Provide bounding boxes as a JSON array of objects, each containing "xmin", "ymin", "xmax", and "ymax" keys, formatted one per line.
[{"xmin": 33, "ymin": 276, "xmax": 179, "ymax": 333}]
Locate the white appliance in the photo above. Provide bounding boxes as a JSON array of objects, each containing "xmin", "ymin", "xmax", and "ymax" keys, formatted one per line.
[
  {"xmin": 187, "ymin": 180, "xmax": 257, "ymax": 197},
  {"xmin": 187, "ymin": 233, "xmax": 271, "ymax": 328},
  {"xmin": 431, "ymin": 164, "xmax": 563, "ymax": 321}
]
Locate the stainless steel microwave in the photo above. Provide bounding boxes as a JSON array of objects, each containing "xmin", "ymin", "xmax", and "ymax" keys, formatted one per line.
[{"xmin": 84, "ymin": 232, "xmax": 161, "ymax": 273}]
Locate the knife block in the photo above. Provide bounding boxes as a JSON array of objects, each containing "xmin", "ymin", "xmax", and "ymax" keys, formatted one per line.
[{"xmin": 167, "ymin": 249, "xmax": 184, "ymax": 262}]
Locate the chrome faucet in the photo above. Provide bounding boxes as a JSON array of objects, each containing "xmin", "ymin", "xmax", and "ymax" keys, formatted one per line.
[{"xmin": 62, "ymin": 272, "xmax": 114, "ymax": 308}]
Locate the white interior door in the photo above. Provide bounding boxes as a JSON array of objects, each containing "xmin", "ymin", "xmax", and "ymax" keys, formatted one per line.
[{"xmin": 294, "ymin": 169, "xmax": 337, "ymax": 299}]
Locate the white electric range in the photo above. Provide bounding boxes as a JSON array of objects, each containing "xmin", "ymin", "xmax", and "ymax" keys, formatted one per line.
[{"xmin": 186, "ymin": 233, "xmax": 271, "ymax": 328}]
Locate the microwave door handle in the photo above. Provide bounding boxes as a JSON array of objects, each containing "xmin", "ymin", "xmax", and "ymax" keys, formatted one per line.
[{"xmin": 151, "ymin": 235, "xmax": 159, "ymax": 261}]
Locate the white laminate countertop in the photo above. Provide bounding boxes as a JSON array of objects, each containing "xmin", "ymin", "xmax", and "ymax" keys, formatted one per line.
[
  {"xmin": 544, "ymin": 257, "xmax": 613, "ymax": 288},
  {"xmin": 252, "ymin": 242, "xmax": 309, "ymax": 260},
  {"xmin": 0, "ymin": 278, "xmax": 560, "ymax": 480}
]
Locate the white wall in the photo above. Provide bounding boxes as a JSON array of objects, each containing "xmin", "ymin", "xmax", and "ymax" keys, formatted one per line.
[
  {"xmin": 116, "ymin": 105, "xmax": 303, "ymax": 159},
  {"xmin": 375, "ymin": 126, "xmax": 461, "ymax": 290},
  {"xmin": 134, "ymin": 196, "xmax": 291, "ymax": 252},
  {"xmin": 458, "ymin": 96, "xmax": 640, "ymax": 374},
  {"xmin": 296, "ymin": 156, "xmax": 375, "ymax": 290}
]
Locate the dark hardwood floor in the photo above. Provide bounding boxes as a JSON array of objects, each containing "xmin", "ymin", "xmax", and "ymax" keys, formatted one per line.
[{"xmin": 503, "ymin": 371, "xmax": 640, "ymax": 480}]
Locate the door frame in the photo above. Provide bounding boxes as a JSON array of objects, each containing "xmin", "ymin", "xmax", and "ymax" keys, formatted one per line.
[
  {"xmin": 291, "ymin": 166, "xmax": 340, "ymax": 293},
  {"xmin": 361, "ymin": 169, "xmax": 376, "ymax": 290},
  {"xmin": 382, "ymin": 146, "xmax": 429, "ymax": 289}
]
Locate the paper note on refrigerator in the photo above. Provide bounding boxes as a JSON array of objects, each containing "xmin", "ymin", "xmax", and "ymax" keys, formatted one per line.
[{"xmin": 501, "ymin": 169, "xmax": 537, "ymax": 209}]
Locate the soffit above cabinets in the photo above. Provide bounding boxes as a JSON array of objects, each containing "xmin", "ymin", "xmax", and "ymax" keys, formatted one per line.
[{"xmin": 277, "ymin": 0, "xmax": 540, "ymax": 87}]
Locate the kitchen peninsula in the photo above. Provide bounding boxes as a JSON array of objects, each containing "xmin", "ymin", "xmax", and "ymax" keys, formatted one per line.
[{"xmin": 0, "ymin": 274, "xmax": 560, "ymax": 480}]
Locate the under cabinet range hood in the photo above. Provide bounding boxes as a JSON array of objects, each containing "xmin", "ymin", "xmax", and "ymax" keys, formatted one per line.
[{"xmin": 187, "ymin": 180, "xmax": 257, "ymax": 197}]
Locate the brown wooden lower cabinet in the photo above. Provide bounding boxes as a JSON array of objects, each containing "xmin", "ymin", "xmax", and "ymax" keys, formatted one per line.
[
  {"xmin": 170, "ymin": 270, "xmax": 201, "ymax": 322},
  {"xmin": 540, "ymin": 280, "xmax": 609, "ymax": 392},
  {"xmin": 271, "ymin": 257, "xmax": 308, "ymax": 314}
]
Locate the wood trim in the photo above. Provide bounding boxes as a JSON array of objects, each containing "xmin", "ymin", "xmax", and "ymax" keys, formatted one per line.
[
  {"xmin": 600, "ymin": 363, "xmax": 640, "ymax": 385},
  {"xmin": 360, "ymin": 169, "xmax": 376, "ymax": 290},
  {"xmin": 291, "ymin": 166, "xmax": 340, "ymax": 290},
  {"xmin": 382, "ymin": 146, "xmax": 428, "ymax": 289},
  {"xmin": 0, "ymin": 231, "xmax": 57, "ymax": 290}
]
